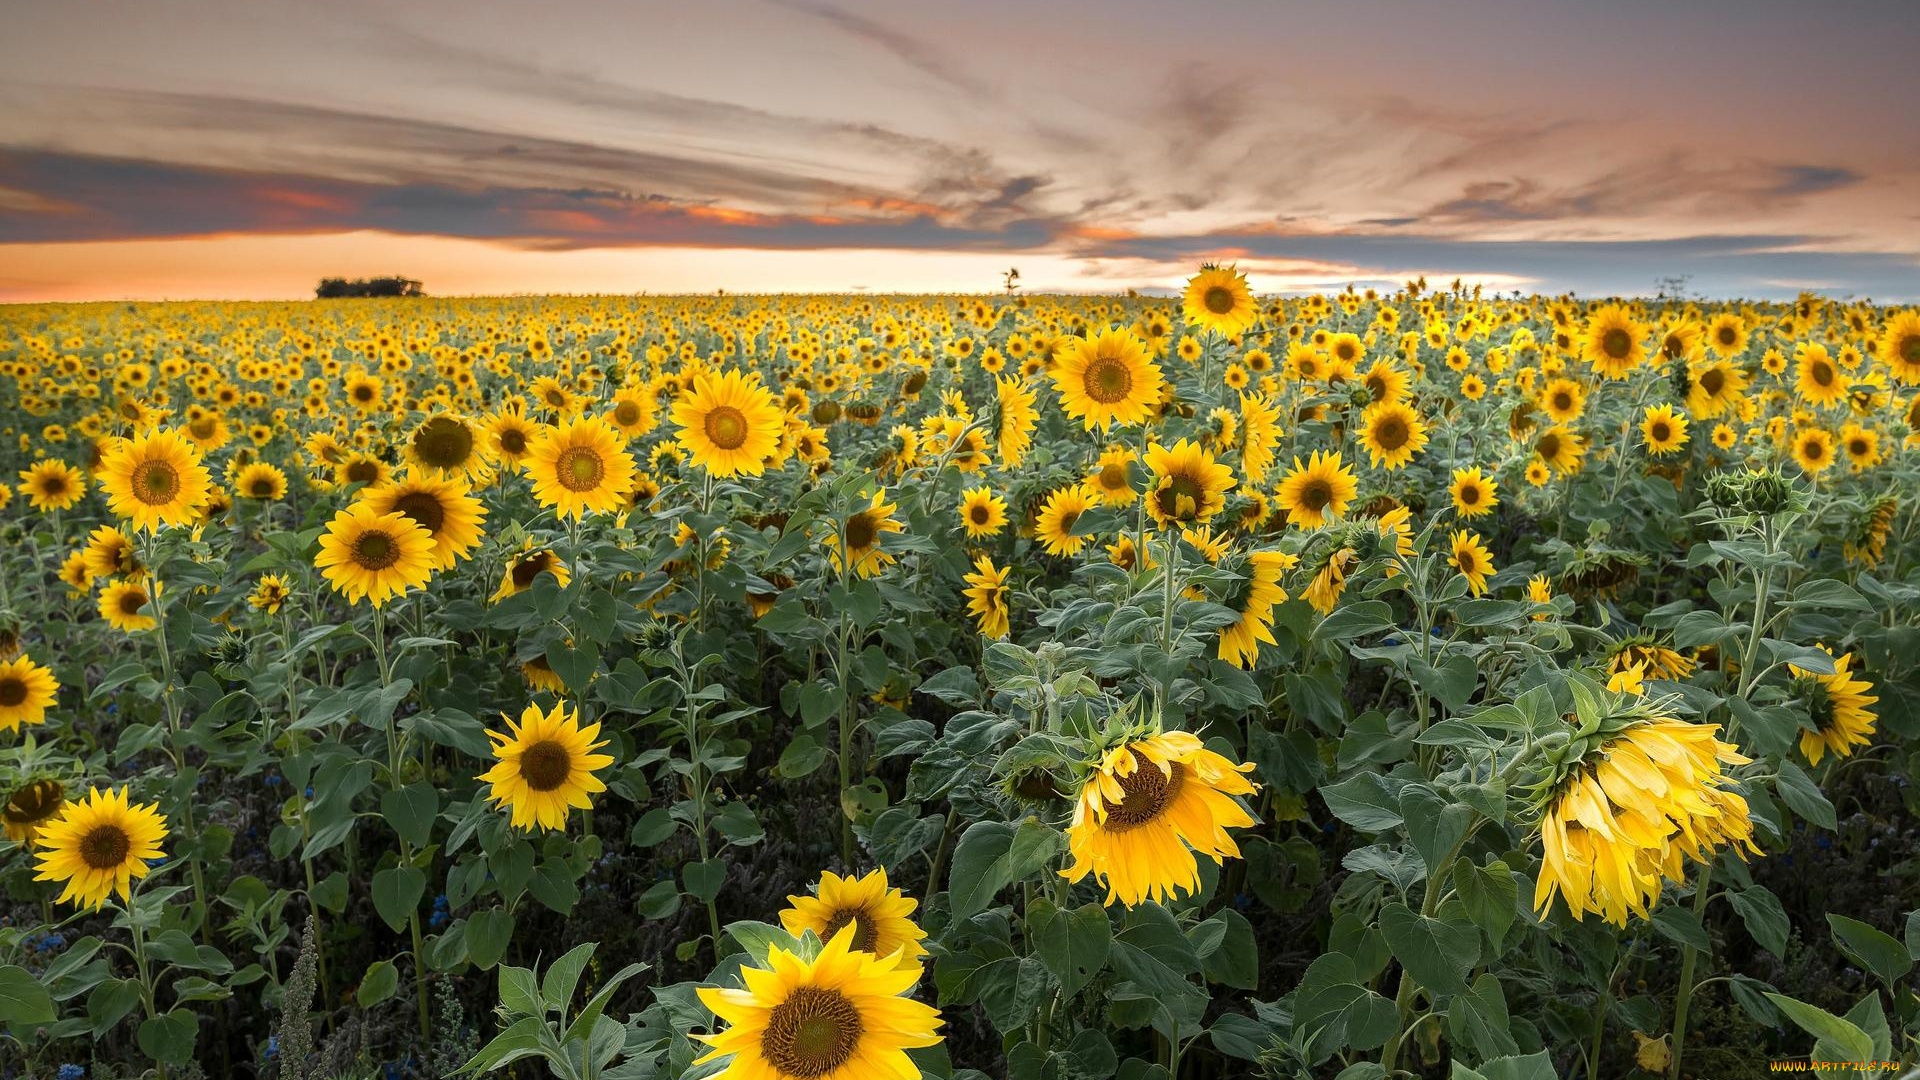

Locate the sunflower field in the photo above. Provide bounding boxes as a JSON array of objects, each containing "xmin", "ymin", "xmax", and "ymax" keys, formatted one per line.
[{"xmin": 2, "ymin": 272, "xmax": 1919, "ymax": 1080}]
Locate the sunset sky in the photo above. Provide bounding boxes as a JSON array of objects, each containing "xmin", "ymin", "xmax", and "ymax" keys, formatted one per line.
[{"xmin": 3, "ymin": 0, "xmax": 1917, "ymax": 302}]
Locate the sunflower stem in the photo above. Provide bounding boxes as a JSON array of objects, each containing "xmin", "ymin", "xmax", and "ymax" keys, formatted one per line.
[
  {"xmin": 141, "ymin": 530, "xmax": 210, "ymax": 945},
  {"xmin": 1666, "ymin": 863, "xmax": 1713, "ymax": 1080}
]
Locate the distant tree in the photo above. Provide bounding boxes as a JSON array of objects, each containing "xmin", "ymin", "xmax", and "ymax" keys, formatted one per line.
[
  {"xmin": 1003, "ymin": 267, "xmax": 1021, "ymax": 295},
  {"xmin": 315, "ymin": 276, "xmax": 423, "ymax": 299}
]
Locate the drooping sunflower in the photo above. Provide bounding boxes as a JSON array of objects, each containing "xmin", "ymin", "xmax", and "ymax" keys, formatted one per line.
[
  {"xmin": 694, "ymin": 924, "xmax": 943, "ymax": 1080},
  {"xmin": 1640, "ymin": 404, "xmax": 1689, "ymax": 456},
  {"xmin": 1876, "ymin": 309, "xmax": 1920, "ymax": 385},
  {"xmin": 1181, "ymin": 264, "xmax": 1259, "ymax": 337},
  {"xmin": 98, "ymin": 579, "xmax": 158, "ymax": 632},
  {"xmin": 1449, "ymin": 529, "xmax": 1495, "ymax": 597},
  {"xmin": 248, "ymin": 574, "xmax": 291, "ymax": 615},
  {"xmin": 99, "ymin": 428, "xmax": 212, "ymax": 530},
  {"xmin": 3, "ymin": 778, "xmax": 67, "ymax": 847},
  {"xmin": 994, "ymin": 374, "xmax": 1039, "ymax": 468},
  {"xmin": 1790, "ymin": 426, "xmax": 1835, "ymax": 474},
  {"xmin": 81, "ymin": 525, "xmax": 141, "ymax": 581},
  {"xmin": 527, "ymin": 416, "xmax": 638, "ymax": 519},
  {"xmin": 1449, "ymin": 468, "xmax": 1499, "ymax": 518},
  {"xmin": 1143, "ymin": 439, "xmax": 1236, "ymax": 528},
  {"xmin": 1034, "ymin": 484, "xmax": 1096, "ymax": 557},
  {"xmin": 491, "ymin": 545, "xmax": 572, "ymax": 603},
  {"xmin": 1238, "ymin": 391, "xmax": 1283, "ymax": 484},
  {"xmin": 18, "ymin": 460, "xmax": 86, "ymax": 512},
  {"xmin": 672, "ymin": 368, "xmax": 786, "ymax": 477},
  {"xmin": 0, "ymin": 654, "xmax": 59, "ymax": 732},
  {"xmin": 234, "ymin": 462, "xmax": 288, "ymax": 501},
  {"xmin": 477, "ymin": 702, "xmax": 614, "ymax": 832},
  {"xmin": 313, "ymin": 503, "xmax": 436, "ymax": 608},
  {"xmin": 1791, "ymin": 647, "xmax": 1878, "ymax": 766},
  {"xmin": 1794, "ymin": 344, "xmax": 1847, "ymax": 408},
  {"xmin": 780, "ymin": 867, "xmax": 930, "ymax": 972},
  {"xmin": 1533, "ymin": 424, "xmax": 1587, "ymax": 475},
  {"xmin": 1051, "ymin": 327, "xmax": 1165, "ymax": 431},
  {"xmin": 1357, "ymin": 401, "xmax": 1428, "ymax": 470},
  {"xmin": 1275, "ymin": 450, "xmax": 1358, "ymax": 528},
  {"xmin": 823, "ymin": 491, "xmax": 904, "ymax": 580},
  {"xmin": 32, "ymin": 787, "xmax": 169, "ymax": 909},
  {"xmin": 1061, "ymin": 730, "xmax": 1259, "ymax": 906},
  {"xmin": 961, "ymin": 555, "xmax": 1011, "ymax": 639},
  {"xmin": 362, "ymin": 474, "xmax": 488, "ymax": 570},
  {"xmin": 1581, "ymin": 303, "xmax": 1647, "ymax": 380},
  {"xmin": 1843, "ymin": 496, "xmax": 1897, "ymax": 567},
  {"xmin": 1217, "ymin": 550, "xmax": 1296, "ymax": 669},
  {"xmin": 957, "ymin": 486, "xmax": 1008, "ymax": 539},
  {"xmin": 1609, "ymin": 638, "xmax": 1695, "ymax": 683}
]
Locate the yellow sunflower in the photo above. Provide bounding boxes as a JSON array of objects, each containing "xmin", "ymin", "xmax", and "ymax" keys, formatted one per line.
[
  {"xmin": 1051, "ymin": 327, "xmax": 1165, "ymax": 431},
  {"xmin": 1640, "ymin": 404, "xmax": 1689, "ymax": 456},
  {"xmin": 1449, "ymin": 468, "xmax": 1498, "ymax": 518},
  {"xmin": 962, "ymin": 554, "xmax": 1011, "ymax": 639},
  {"xmin": 1084, "ymin": 446, "xmax": 1139, "ymax": 507},
  {"xmin": 1449, "ymin": 529, "xmax": 1495, "ymax": 597},
  {"xmin": 32, "ymin": 787, "xmax": 169, "ymax": 909},
  {"xmin": 994, "ymin": 374, "xmax": 1039, "ymax": 467},
  {"xmin": 694, "ymin": 924, "xmax": 943, "ymax": 1080},
  {"xmin": 313, "ymin": 503, "xmax": 436, "ymax": 608},
  {"xmin": 957, "ymin": 486, "xmax": 1008, "ymax": 539},
  {"xmin": 492, "ymin": 545, "xmax": 572, "ymax": 603},
  {"xmin": 1539, "ymin": 378, "xmax": 1586, "ymax": 424},
  {"xmin": 100, "ymin": 428, "xmax": 212, "ymax": 530},
  {"xmin": 407, "ymin": 413, "xmax": 488, "ymax": 478},
  {"xmin": 528, "ymin": 416, "xmax": 638, "ymax": 519},
  {"xmin": 1704, "ymin": 312, "xmax": 1749, "ymax": 358},
  {"xmin": 4, "ymin": 778, "xmax": 67, "ymax": 847},
  {"xmin": 1790, "ymin": 426, "xmax": 1835, "ymax": 474},
  {"xmin": 1181, "ymin": 264, "xmax": 1259, "ymax": 337},
  {"xmin": 1034, "ymin": 484, "xmax": 1096, "ymax": 557},
  {"xmin": 235, "ymin": 462, "xmax": 288, "ymax": 501},
  {"xmin": 1143, "ymin": 439, "xmax": 1236, "ymax": 528},
  {"xmin": 1061, "ymin": 730, "xmax": 1259, "ymax": 906},
  {"xmin": 81, "ymin": 525, "xmax": 141, "ymax": 581},
  {"xmin": 0, "ymin": 654, "xmax": 59, "ymax": 733},
  {"xmin": 477, "ymin": 702, "xmax": 614, "ymax": 831},
  {"xmin": 1218, "ymin": 550, "xmax": 1296, "ymax": 669},
  {"xmin": 486, "ymin": 409, "xmax": 544, "ymax": 469},
  {"xmin": 1791, "ymin": 647, "xmax": 1877, "ymax": 766},
  {"xmin": 1275, "ymin": 450, "xmax": 1358, "ymax": 528},
  {"xmin": 1794, "ymin": 344, "xmax": 1847, "ymax": 408},
  {"xmin": 1358, "ymin": 401, "xmax": 1429, "ymax": 470},
  {"xmin": 362, "ymin": 474, "xmax": 488, "ymax": 570},
  {"xmin": 823, "ymin": 491, "xmax": 904, "ymax": 579},
  {"xmin": 98, "ymin": 579, "xmax": 158, "ymax": 632},
  {"xmin": 672, "ymin": 368, "xmax": 786, "ymax": 477},
  {"xmin": 248, "ymin": 574, "xmax": 291, "ymax": 615},
  {"xmin": 1238, "ymin": 391, "xmax": 1283, "ymax": 484},
  {"xmin": 1876, "ymin": 309, "xmax": 1920, "ymax": 385},
  {"xmin": 1686, "ymin": 360, "xmax": 1747, "ymax": 419},
  {"xmin": 606, "ymin": 387, "xmax": 659, "ymax": 438},
  {"xmin": 779, "ymin": 867, "xmax": 929, "ymax": 971},
  {"xmin": 1581, "ymin": 303, "xmax": 1647, "ymax": 380},
  {"xmin": 1533, "ymin": 424, "xmax": 1587, "ymax": 475},
  {"xmin": 18, "ymin": 460, "xmax": 86, "ymax": 512}
]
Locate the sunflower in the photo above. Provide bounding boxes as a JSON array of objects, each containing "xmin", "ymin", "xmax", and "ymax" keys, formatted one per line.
[
  {"xmin": 1794, "ymin": 344, "xmax": 1846, "ymax": 408},
  {"xmin": 1238, "ymin": 391, "xmax": 1283, "ymax": 484},
  {"xmin": 1061, "ymin": 730, "xmax": 1259, "ymax": 906},
  {"xmin": 961, "ymin": 555, "xmax": 1010, "ymax": 639},
  {"xmin": 492, "ymin": 545, "xmax": 572, "ymax": 602},
  {"xmin": 100, "ymin": 428, "xmax": 212, "ymax": 530},
  {"xmin": 314, "ymin": 503, "xmax": 436, "ymax": 607},
  {"xmin": 1449, "ymin": 529, "xmax": 1495, "ymax": 597},
  {"xmin": 1534, "ymin": 713, "xmax": 1755, "ymax": 926},
  {"xmin": 1640, "ymin": 404, "xmax": 1689, "ymax": 456},
  {"xmin": 1876, "ymin": 309, "xmax": 1920, "ymax": 384},
  {"xmin": 694, "ymin": 923, "xmax": 943, "ymax": 1080},
  {"xmin": 1143, "ymin": 439, "xmax": 1236, "ymax": 527},
  {"xmin": 32, "ymin": 787, "xmax": 168, "ymax": 909},
  {"xmin": 957, "ymin": 486, "xmax": 1008, "ymax": 539},
  {"xmin": 994, "ymin": 375, "xmax": 1039, "ymax": 468},
  {"xmin": 1539, "ymin": 378, "xmax": 1586, "ymax": 424},
  {"xmin": 3, "ymin": 778, "xmax": 66, "ymax": 847},
  {"xmin": 1181, "ymin": 264, "xmax": 1259, "ymax": 337},
  {"xmin": 1704, "ymin": 312, "xmax": 1749, "ymax": 358},
  {"xmin": 672, "ymin": 368, "xmax": 786, "ymax": 477},
  {"xmin": 1084, "ymin": 446, "xmax": 1138, "ymax": 507},
  {"xmin": 1360, "ymin": 360, "xmax": 1408, "ymax": 404},
  {"xmin": 528, "ymin": 416, "xmax": 637, "ymax": 519},
  {"xmin": 1357, "ymin": 401, "xmax": 1428, "ymax": 470},
  {"xmin": 823, "ymin": 491, "xmax": 904, "ymax": 580},
  {"xmin": 333, "ymin": 453, "xmax": 390, "ymax": 489},
  {"xmin": 1791, "ymin": 648, "xmax": 1877, "ymax": 766},
  {"xmin": 248, "ymin": 574, "xmax": 291, "ymax": 615},
  {"xmin": 1299, "ymin": 548, "xmax": 1347, "ymax": 612},
  {"xmin": 605, "ymin": 387, "xmax": 658, "ymax": 438},
  {"xmin": 486, "ymin": 409, "xmax": 543, "ymax": 469},
  {"xmin": 362, "ymin": 474, "xmax": 488, "ymax": 570},
  {"xmin": 98, "ymin": 579, "xmax": 158, "ymax": 632},
  {"xmin": 1686, "ymin": 360, "xmax": 1747, "ymax": 419},
  {"xmin": 1844, "ymin": 497, "xmax": 1897, "ymax": 567},
  {"xmin": 1217, "ymin": 550, "xmax": 1296, "ymax": 669},
  {"xmin": 1449, "ymin": 468, "xmax": 1499, "ymax": 518},
  {"xmin": 781, "ymin": 867, "xmax": 929, "ymax": 972},
  {"xmin": 477, "ymin": 702, "xmax": 614, "ymax": 832},
  {"xmin": 1840, "ymin": 423, "xmax": 1881, "ymax": 472},
  {"xmin": 1275, "ymin": 450, "xmax": 1358, "ymax": 528},
  {"xmin": 1051, "ymin": 328, "xmax": 1165, "ymax": 431},
  {"xmin": 235, "ymin": 462, "xmax": 288, "ymax": 501},
  {"xmin": 1533, "ymin": 425, "xmax": 1587, "ymax": 475},
  {"xmin": 1609, "ymin": 639, "xmax": 1694, "ymax": 682},
  {"xmin": 1527, "ymin": 574, "xmax": 1554, "ymax": 618},
  {"xmin": 1581, "ymin": 303, "xmax": 1647, "ymax": 380},
  {"xmin": 1790, "ymin": 426, "xmax": 1835, "ymax": 474},
  {"xmin": 81, "ymin": 525, "xmax": 141, "ymax": 580},
  {"xmin": 1034, "ymin": 484, "xmax": 1096, "ymax": 557},
  {"xmin": 19, "ymin": 459, "xmax": 86, "ymax": 512},
  {"xmin": 0, "ymin": 655, "xmax": 59, "ymax": 733}
]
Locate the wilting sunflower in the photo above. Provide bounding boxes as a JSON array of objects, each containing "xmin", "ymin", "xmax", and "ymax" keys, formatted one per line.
[
  {"xmin": 1640, "ymin": 404, "xmax": 1689, "ymax": 456},
  {"xmin": 780, "ymin": 867, "xmax": 929, "ymax": 971},
  {"xmin": 81, "ymin": 525, "xmax": 141, "ymax": 581},
  {"xmin": 98, "ymin": 579, "xmax": 158, "ymax": 632},
  {"xmin": 234, "ymin": 462, "xmax": 288, "ymax": 501},
  {"xmin": 528, "ymin": 416, "xmax": 637, "ymax": 519},
  {"xmin": 1609, "ymin": 638, "xmax": 1695, "ymax": 683},
  {"xmin": 1051, "ymin": 327, "xmax": 1165, "ymax": 431},
  {"xmin": 492, "ymin": 545, "xmax": 572, "ymax": 602},
  {"xmin": 1791, "ymin": 647, "xmax": 1878, "ymax": 766},
  {"xmin": 1790, "ymin": 426, "xmax": 1835, "ymax": 474},
  {"xmin": 1061, "ymin": 730, "xmax": 1258, "ymax": 906},
  {"xmin": 4, "ymin": 778, "xmax": 67, "ymax": 846},
  {"xmin": 994, "ymin": 375, "xmax": 1039, "ymax": 467},
  {"xmin": 1034, "ymin": 484, "xmax": 1096, "ymax": 557},
  {"xmin": 1794, "ymin": 344, "xmax": 1847, "ymax": 408},
  {"xmin": 1533, "ymin": 424, "xmax": 1587, "ymax": 475},
  {"xmin": 477, "ymin": 702, "xmax": 613, "ymax": 831},
  {"xmin": 1238, "ymin": 391, "xmax": 1283, "ymax": 484},
  {"xmin": 1181, "ymin": 264, "xmax": 1259, "ymax": 337},
  {"xmin": 672, "ymin": 368, "xmax": 785, "ymax": 477},
  {"xmin": 314, "ymin": 503, "xmax": 436, "ymax": 608},
  {"xmin": 362, "ymin": 474, "xmax": 488, "ymax": 570},
  {"xmin": 1357, "ymin": 401, "xmax": 1428, "ymax": 471},
  {"xmin": 1844, "ymin": 496, "xmax": 1897, "ymax": 567},
  {"xmin": 32, "ymin": 787, "xmax": 169, "ymax": 909},
  {"xmin": 0, "ymin": 655, "xmax": 59, "ymax": 732},
  {"xmin": 100, "ymin": 428, "xmax": 212, "ymax": 530},
  {"xmin": 1218, "ymin": 550, "xmax": 1296, "ymax": 669},
  {"xmin": 248, "ymin": 574, "xmax": 291, "ymax": 615},
  {"xmin": 1449, "ymin": 529, "xmax": 1495, "ymax": 596},
  {"xmin": 1449, "ymin": 467, "xmax": 1498, "ymax": 518},
  {"xmin": 1275, "ymin": 450, "xmax": 1358, "ymax": 528},
  {"xmin": 19, "ymin": 459, "xmax": 86, "ymax": 512},
  {"xmin": 824, "ymin": 491, "xmax": 904, "ymax": 579},
  {"xmin": 1581, "ymin": 303, "xmax": 1647, "ymax": 380},
  {"xmin": 1876, "ymin": 309, "xmax": 1920, "ymax": 384},
  {"xmin": 957, "ymin": 486, "xmax": 1008, "ymax": 539},
  {"xmin": 961, "ymin": 555, "xmax": 1010, "ymax": 639},
  {"xmin": 1143, "ymin": 439, "xmax": 1236, "ymax": 528},
  {"xmin": 694, "ymin": 924, "xmax": 943, "ymax": 1080}
]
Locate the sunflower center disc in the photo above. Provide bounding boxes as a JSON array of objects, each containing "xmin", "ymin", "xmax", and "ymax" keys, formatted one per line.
[
  {"xmin": 614, "ymin": 401, "xmax": 642, "ymax": 426},
  {"xmin": 1203, "ymin": 286, "xmax": 1235, "ymax": 315},
  {"xmin": 80, "ymin": 824, "xmax": 132, "ymax": 870},
  {"xmin": 499, "ymin": 429, "xmax": 528, "ymax": 455},
  {"xmin": 1903, "ymin": 335, "xmax": 1920, "ymax": 364},
  {"xmin": 1299, "ymin": 480, "xmax": 1331, "ymax": 512},
  {"xmin": 1812, "ymin": 361, "xmax": 1834, "ymax": 386},
  {"xmin": 120, "ymin": 591, "xmax": 149, "ymax": 616},
  {"xmin": 705, "ymin": 406, "xmax": 749, "ymax": 450},
  {"xmin": 1602, "ymin": 328, "xmax": 1632, "ymax": 360},
  {"xmin": 1373, "ymin": 416, "xmax": 1408, "ymax": 450},
  {"xmin": 1651, "ymin": 423, "xmax": 1671, "ymax": 442},
  {"xmin": 1700, "ymin": 369, "xmax": 1724, "ymax": 394},
  {"xmin": 1099, "ymin": 464, "xmax": 1127, "ymax": 490},
  {"xmin": 415, "ymin": 418, "xmax": 475, "ymax": 469},
  {"xmin": 353, "ymin": 531, "xmax": 402, "ymax": 571},
  {"xmin": 5, "ymin": 780, "xmax": 62, "ymax": 824},
  {"xmin": 762, "ymin": 987, "xmax": 863, "ymax": 1078},
  {"xmin": 1460, "ymin": 486, "xmax": 1480, "ymax": 506},
  {"xmin": 1084, "ymin": 357, "xmax": 1133, "ymax": 404},
  {"xmin": 0, "ymin": 678, "xmax": 25, "ymax": 707},
  {"xmin": 844, "ymin": 512, "xmax": 878, "ymax": 551},
  {"xmin": 557, "ymin": 447, "xmax": 605, "ymax": 492},
  {"xmin": 136, "ymin": 461, "xmax": 180, "ymax": 504},
  {"xmin": 820, "ymin": 908, "xmax": 881, "ymax": 953},
  {"xmin": 1157, "ymin": 475, "xmax": 1203, "ymax": 520},
  {"xmin": 346, "ymin": 461, "xmax": 380, "ymax": 484},
  {"xmin": 970, "ymin": 504, "xmax": 991, "ymax": 525},
  {"xmin": 511, "ymin": 554, "xmax": 551, "ymax": 589},
  {"xmin": 1538, "ymin": 433, "xmax": 1562, "ymax": 460},
  {"xmin": 393, "ymin": 492, "xmax": 448, "ymax": 535},
  {"xmin": 519, "ymin": 739, "xmax": 572, "ymax": 792},
  {"xmin": 1104, "ymin": 754, "xmax": 1185, "ymax": 832}
]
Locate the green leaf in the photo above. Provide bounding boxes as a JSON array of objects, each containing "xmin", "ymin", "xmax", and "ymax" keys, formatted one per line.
[
  {"xmin": 466, "ymin": 907, "xmax": 515, "ymax": 971},
  {"xmin": 1379, "ymin": 900, "xmax": 1479, "ymax": 995},
  {"xmin": 1774, "ymin": 761, "xmax": 1837, "ymax": 829},
  {"xmin": 683, "ymin": 859, "xmax": 727, "ymax": 903},
  {"xmin": 1193, "ymin": 909, "xmax": 1258, "ymax": 990},
  {"xmin": 372, "ymin": 866, "xmax": 427, "ymax": 933},
  {"xmin": 1764, "ymin": 992, "xmax": 1876, "ymax": 1066},
  {"xmin": 948, "ymin": 819, "xmax": 1063, "ymax": 921},
  {"xmin": 87, "ymin": 977, "xmax": 143, "ymax": 1034},
  {"xmin": 1453, "ymin": 859, "xmax": 1518, "ymax": 954},
  {"xmin": 629, "ymin": 807, "xmax": 676, "ymax": 846},
  {"xmin": 1652, "ymin": 904, "xmax": 1711, "ymax": 953},
  {"xmin": 356, "ymin": 960, "xmax": 399, "ymax": 1007},
  {"xmin": 1447, "ymin": 973, "xmax": 1520, "ymax": 1062},
  {"xmin": 1827, "ymin": 914, "xmax": 1914, "ymax": 989},
  {"xmin": 499, "ymin": 964, "xmax": 541, "ymax": 1016},
  {"xmin": 541, "ymin": 941, "xmax": 597, "ymax": 1009},
  {"xmin": 453, "ymin": 1015, "xmax": 549, "ymax": 1074},
  {"xmin": 1400, "ymin": 785, "xmax": 1472, "ymax": 878},
  {"xmin": 1729, "ymin": 886, "xmax": 1790, "ymax": 958},
  {"xmin": 0, "ymin": 965, "xmax": 55, "ymax": 1025},
  {"xmin": 1029, "ymin": 900, "xmax": 1110, "ymax": 1000},
  {"xmin": 137, "ymin": 1009, "xmax": 200, "ymax": 1065},
  {"xmin": 380, "ymin": 783, "xmax": 439, "ymax": 849},
  {"xmin": 1319, "ymin": 773, "xmax": 1403, "ymax": 832}
]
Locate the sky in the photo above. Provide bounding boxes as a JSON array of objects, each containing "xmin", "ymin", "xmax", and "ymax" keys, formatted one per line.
[{"xmin": 2, "ymin": 0, "xmax": 1917, "ymax": 302}]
